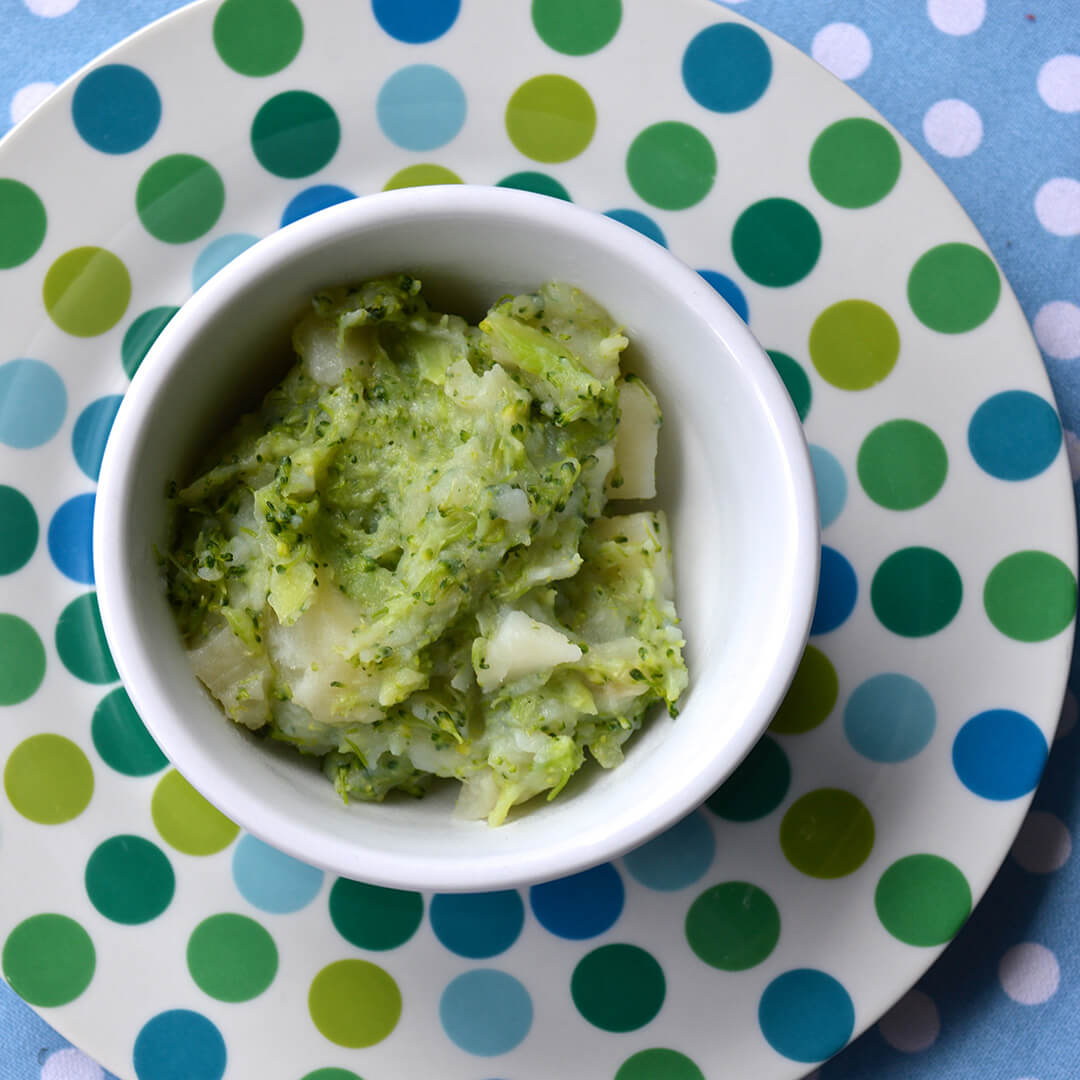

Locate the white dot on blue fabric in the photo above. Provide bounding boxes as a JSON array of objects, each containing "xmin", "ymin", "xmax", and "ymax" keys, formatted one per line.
[
  {"xmin": 844, "ymin": 673, "xmax": 936, "ymax": 762},
  {"xmin": 231, "ymin": 834, "xmax": 324, "ymax": 914},
  {"xmin": 808, "ymin": 445, "xmax": 846, "ymax": 529},
  {"xmin": 811, "ymin": 546, "xmax": 857, "ymax": 635},
  {"xmin": 191, "ymin": 233, "xmax": 259, "ymax": 292},
  {"xmin": 439, "ymin": 970, "xmax": 532, "ymax": 1056},
  {"xmin": 47, "ymin": 493, "xmax": 95, "ymax": 584},
  {"xmin": 698, "ymin": 269, "xmax": 749, "ymax": 323},
  {"xmin": 429, "ymin": 890, "xmax": 524, "ymax": 958},
  {"xmin": 603, "ymin": 208, "xmax": 667, "ymax": 247},
  {"xmin": 0, "ymin": 358, "xmax": 66, "ymax": 449},
  {"xmin": 132, "ymin": 1010, "xmax": 226, "ymax": 1080},
  {"xmin": 281, "ymin": 185, "xmax": 356, "ymax": 228},
  {"xmin": 376, "ymin": 64, "xmax": 466, "ymax": 151},
  {"xmin": 529, "ymin": 863, "xmax": 624, "ymax": 939},
  {"xmin": 72, "ymin": 395, "xmax": 122, "ymax": 481},
  {"xmin": 953, "ymin": 710, "xmax": 1048, "ymax": 801},
  {"xmin": 758, "ymin": 969, "xmax": 855, "ymax": 1064},
  {"xmin": 623, "ymin": 810, "xmax": 715, "ymax": 891},
  {"xmin": 968, "ymin": 391, "xmax": 1062, "ymax": 481},
  {"xmin": 372, "ymin": 0, "xmax": 460, "ymax": 44},
  {"xmin": 71, "ymin": 64, "xmax": 161, "ymax": 154},
  {"xmin": 682, "ymin": 23, "xmax": 772, "ymax": 112}
]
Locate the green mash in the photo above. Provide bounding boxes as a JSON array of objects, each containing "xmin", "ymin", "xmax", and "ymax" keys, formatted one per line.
[{"xmin": 165, "ymin": 276, "xmax": 687, "ymax": 825}]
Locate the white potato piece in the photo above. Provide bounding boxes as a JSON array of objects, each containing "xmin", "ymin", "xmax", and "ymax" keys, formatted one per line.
[
  {"xmin": 189, "ymin": 622, "xmax": 272, "ymax": 730},
  {"xmin": 475, "ymin": 609, "xmax": 583, "ymax": 691},
  {"xmin": 608, "ymin": 377, "xmax": 660, "ymax": 499}
]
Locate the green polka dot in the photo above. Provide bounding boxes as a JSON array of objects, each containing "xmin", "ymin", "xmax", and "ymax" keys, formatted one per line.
[
  {"xmin": 770, "ymin": 646, "xmax": 837, "ymax": 735},
  {"xmin": 308, "ymin": 959, "xmax": 401, "ymax": 1048},
  {"xmin": 496, "ymin": 170, "xmax": 571, "ymax": 201},
  {"xmin": 809, "ymin": 300, "xmax": 900, "ymax": 391},
  {"xmin": 85, "ymin": 835, "xmax": 174, "ymax": 924},
  {"xmin": 214, "ymin": 0, "xmax": 303, "ymax": 76},
  {"xmin": 875, "ymin": 854, "xmax": 972, "ymax": 946},
  {"xmin": 122, "ymin": 306, "xmax": 179, "ymax": 378},
  {"xmin": 0, "ymin": 178, "xmax": 46, "ymax": 269},
  {"xmin": 810, "ymin": 118, "xmax": 901, "ymax": 209},
  {"xmin": 2, "ymin": 914, "xmax": 95, "ymax": 1007},
  {"xmin": 780, "ymin": 788, "xmax": 874, "ymax": 879},
  {"xmin": 383, "ymin": 163, "xmax": 463, "ymax": 190},
  {"xmin": 732, "ymin": 198, "xmax": 821, "ymax": 287},
  {"xmin": 626, "ymin": 122, "xmax": 715, "ymax": 210},
  {"xmin": 685, "ymin": 882, "xmax": 780, "ymax": 970},
  {"xmin": 152, "ymin": 769, "xmax": 239, "ymax": 855},
  {"xmin": 908, "ymin": 243, "xmax": 1000, "ymax": 333},
  {"xmin": 300, "ymin": 1072, "xmax": 363, "ymax": 1080},
  {"xmin": 329, "ymin": 878, "xmax": 423, "ymax": 951},
  {"xmin": 616, "ymin": 1049, "xmax": 705, "ymax": 1080},
  {"xmin": 252, "ymin": 91, "xmax": 340, "ymax": 178},
  {"xmin": 0, "ymin": 487, "xmax": 37, "ymax": 574},
  {"xmin": 857, "ymin": 420, "xmax": 948, "ymax": 510},
  {"xmin": 43, "ymin": 247, "xmax": 131, "ymax": 337},
  {"xmin": 705, "ymin": 735, "xmax": 790, "ymax": 822},
  {"xmin": 532, "ymin": 0, "xmax": 621, "ymax": 55},
  {"xmin": 91, "ymin": 687, "xmax": 167, "ymax": 776},
  {"xmin": 136, "ymin": 155, "xmax": 225, "ymax": 244},
  {"xmin": 55, "ymin": 592, "xmax": 117, "ymax": 684},
  {"xmin": 767, "ymin": 350, "xmax": 811, "ymax": 422},
  {"xmin": 506, "ymin": 75, "xmax": 596, "ymax": 164},
  {"xmin": 5, "ymin": 734, "xmax": 93, "ymax": 824},
  {"xmin": 984, "ymin": 551, "xmax": 1077, "ymax": 642},
  {"xmin": 871, "ymin": 547, "xmax": 962, "ymax": 637},
  {"xmin": 188, "ymin": 913, "xmax": 278, "ymax": 1001},
  {"xmin": 0, "ymin": 614, "xmax": 45, "ymax": 704},
  {"xmin": 571, "ymin": 944, "xmax": 664, "ymax": 1032}
]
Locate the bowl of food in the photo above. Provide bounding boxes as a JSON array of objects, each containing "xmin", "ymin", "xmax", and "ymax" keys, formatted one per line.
[{"xmin": 93, "ymin": 184, "xmax": 819, "ymax": 892}]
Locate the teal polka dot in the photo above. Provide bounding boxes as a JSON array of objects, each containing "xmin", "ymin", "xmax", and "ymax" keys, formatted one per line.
[
  {"xmin": 251, "ymin": 91, "xmax": 340, "ymax": 178},
  {"xmin": 759, "ymin": 969, "xmax": 854, "ymax": 1063},
  {"xmin": 0, "ymin": 487, "xmax": 38, "ymax": 575},
  {"xmin": 85, "ymin": 835, "xmax": 175, "ymax": 924}
]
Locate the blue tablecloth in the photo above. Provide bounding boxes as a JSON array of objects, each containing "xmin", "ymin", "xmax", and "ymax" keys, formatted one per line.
[{"xmin": 2, "ymin": 1, "xmax": 1078, "ymax": 1078}]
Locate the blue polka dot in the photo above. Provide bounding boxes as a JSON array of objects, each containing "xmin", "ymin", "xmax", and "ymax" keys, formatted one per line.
[
  {"xmin": 377, "ymin": 64, "xmax": 466, "ymax": 151},
  {"xmin": 953, "ymin": 709, "xmax": 1048, "ymax": 800},
  {"xmin": 809, "ymin": 445, "xmax": 847, "ymax": 529},
  {"xmin": 698, "ymin": 269, "xmax": 749, "ymax": 323},
  {"xmin": 133, "ymin": 1009, "xmax": 226, "ymax": 1080},
  {"xmin": 72, "ymin": 64, "xmax": 161, "ymax": 154},
  {"xmin": 373, "ymin": 0, "xmax": 460, "ymax": 43},
  {"xmin": 231, "ymin": 834, "xmax": 323, "ymax": 914},
  {"xmin": 47, "ymin": 493, "xmax": 95, "ymax": 585},
  {"xmin": 72, "ymin": 395, "xmax": 122, "ymax": 481},
  {"xmin": 603, "ymin": 209, "xmax": 667, "ymax": 247},
  {"xmin": 280, "ymin": 186, "xmax": 356, "ymax": 228},
  {"xmin": 0, "ymin": 359, "xmax": 66, "ymax": 449},
  {"xmin": 529, "ymin": 863, "xmax": 624, "ymax": 939},
  {"xmin": 429, "ymin": 890, "xmax": 524, "ymax": 958},
  {"xmin": 968, "ymin": 390, "xmax": 1062, "ymax": 481},
  {"xmin": 682, "ymin": 24, "xmax": 772, "ymax": 113},
  {"xmin": 758, "ymin": 969, "xmax": 854, "ymax": 1064},
  {"xmin": 623, "ymin": 810, "xmax": 715, "ymax": 891},
  {"xmin": 192, "ymin": 233, "xmax": 259, "ymax": 292},
  {"xmin": 844, "ymin": 673, "xmax": 936, "ymax": 763},
  {"xmin": 439, "ymin": 970, "xmax": 532, "ymax": 1056},
  {"xmin": 811, "ymin": 546, "xmax": 857, "ymax": 635}
]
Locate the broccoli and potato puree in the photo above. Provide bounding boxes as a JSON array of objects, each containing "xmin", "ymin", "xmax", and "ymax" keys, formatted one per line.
[{"xmin": 165, "ymin": 275, "xmax": 688, "ymax": 826}]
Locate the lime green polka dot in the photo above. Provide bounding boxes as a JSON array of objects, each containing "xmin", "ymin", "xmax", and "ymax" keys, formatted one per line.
[
  {"xmin": 809, "ymin": 299, "xmax": 899, "ymax": 391},
  {"xmin": 136, "ymin": 155, "xmax": 225, "ymax": 244},
  {"xmin": 984, "ymin": 551, "xmax": 1076, "ymax": 642},
  {"xmin": 0, "ymin": 487, "xmax": 37, "ymax": 575},
  {"xmin": 770, "ymin": 645, "xmax": 837, "ymax": 735},
  {"xmin": 2, "ymin": 914, "xmax": 95, "ymax": 1007},
  {"xmin": 732, "ymin": 198, "xmax": 821, "ymax": 287},
  {"xmin": 0, "ymin": 178, "xmax": 47, "ymax": 269},
  {"xmin": 768, "ymin": 350, "xmax": 811, "ymax": 422},
  {"xmin": 0, "ymin": 614, "xmax": 45, "ymax": 704},
  {"xmin": 214, "ymin": 0, "xmax": 303, "ymax": 76},
  {"xmin": 626, "ymin": 122, "xmax": 715, "ymax": 210},
  {"xmin": 685, "ymin": 882, "xmax": 780, "ymax": 970},
  {"xmin": 532, "ymin": 0, "xmax": 621, "ymax": 56},
  {"xmin": 383, "ymin": 163, "xmax": 463, "ymax": 190},
  {"xmin": 506, "ymin": 75, "xmax": 596, "ymax": 164},
  {"xmin": 91, "ymin": 687, "xmax": 167, "ymax": 776},
  {"xmin": 872, "ymin": 547, "xmax": 962, "ymax": 637},
  {"xmin": 810, "ymin": 118, "xmax": 901, "ymax": 209},
  {"xmin": 857, "ymin": 420, "xmax": 948, "ymax": 510},
  {"xmin": 5, "ymin": 734, "xmax": 93, "ymax": 824},
  {"xmin": 85, "ymin": 835, "xmax": 174, "ymax": 924},
  {"xmin": 908, "ymin": 243, "xmax": 1000, "ymax": 333},
  {"xmin": 780, "ymin": 788, "xmax": 874, "ymax": 879},
  {"xmin": 55, "ymin": 592, "xmax": 118, "ymax": 684},
  {"xmin": 705, "ymin": 735, "xmax": 790, "ymax": 821},
  {"xmin": 308, "ymin": 959, "xmax": 401, "ymax": 1048},
  {"xmin": 188, "ymin": 913, "xmax": 278, "ymax": 1001},
  {"xmin": 43, "ymin": 247, "xmax": 131, "ymax": 337},
  {"xmin": 300, "ymin": 1071, "xmax": 362, "ymax": 1080},
  {"xmin": 152, "ymin": 769, "xmax": 239, "ymax": 855},
  {"xmin": 329, "ymin": 878, "xmax": 423, "ymax": 951},
  {"xmin": 875, "ymin": 854, "xmax": 971, "ymax": 946},
  {"xmin": 616, "ymin": 1049, "xmax": 704, "ymax": 1080},
  {"xmin": 252, "ymin": 91, "xmax": 340, "ymax": 178}
]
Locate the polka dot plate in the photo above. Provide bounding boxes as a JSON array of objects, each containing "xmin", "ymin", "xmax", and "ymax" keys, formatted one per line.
[{"xmin": 0, "ymin": 1, "xmax": 1076, "ymax": 1078}]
